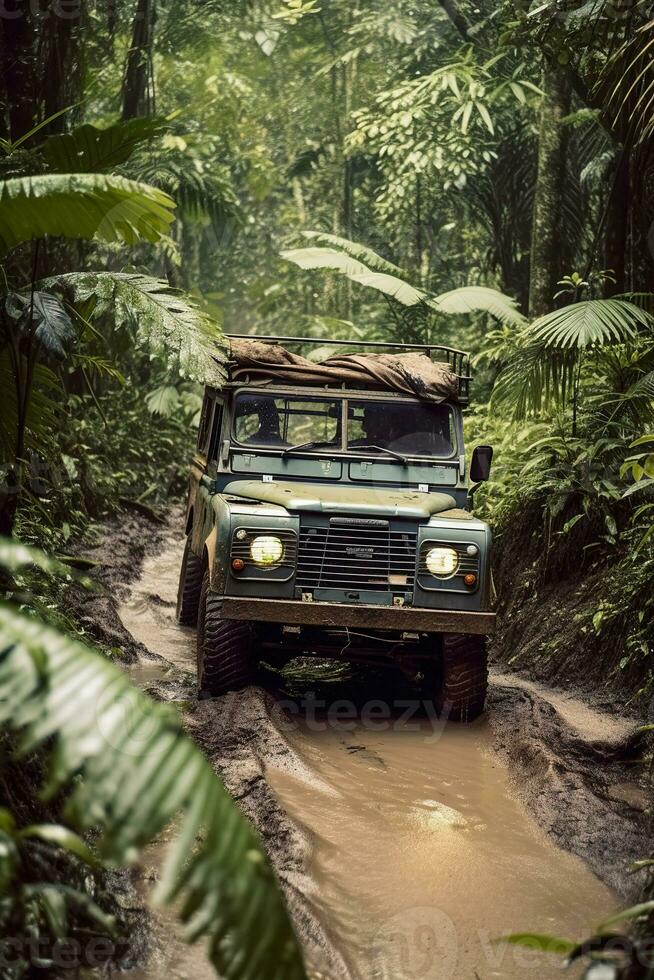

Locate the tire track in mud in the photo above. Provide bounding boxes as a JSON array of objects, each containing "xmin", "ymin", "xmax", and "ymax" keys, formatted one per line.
[{"xmin": 80, "ymin": 512, "xmax": 650, "ymax": 979}]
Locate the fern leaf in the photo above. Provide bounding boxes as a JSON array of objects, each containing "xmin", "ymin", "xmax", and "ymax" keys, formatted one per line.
[
  {"xmin": 0, "ymin": 174, "xmax": 175, "ymax": 252},
  {"xmin": 0, "ymin": 603, "xmax": 307, "ymax": 980},
  {"xmin": 41, "ymin": 272, "xmax": 227, "ymax": 386}
]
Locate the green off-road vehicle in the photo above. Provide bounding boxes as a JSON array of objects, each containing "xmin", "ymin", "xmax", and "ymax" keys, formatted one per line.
[{"xmin": 177, "ymin": 336, "xmax": 495, "ymax": 721}]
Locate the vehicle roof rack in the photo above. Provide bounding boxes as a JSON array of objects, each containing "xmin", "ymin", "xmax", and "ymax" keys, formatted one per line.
[{"xmin": 225, "ymin": 334, "xmax": 472, "ymax": 403}]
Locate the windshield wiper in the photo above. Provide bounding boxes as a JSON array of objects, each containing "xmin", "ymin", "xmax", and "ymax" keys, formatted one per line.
[
  {"xmin": 281, "ymin": 439, "xmax": 336, "ymax": 457},
  {"xmin": 352, "ymin": 444, "xmax": 409, "ymax": 465}
]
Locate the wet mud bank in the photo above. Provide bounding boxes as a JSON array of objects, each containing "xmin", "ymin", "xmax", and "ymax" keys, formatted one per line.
[
  {"xmin": 64, "ymin": 507, "xmax": 178, "ymax": 662},
  {"xmin": 82, "ymin": 513, "xmax": 650, "ymax": 978}
]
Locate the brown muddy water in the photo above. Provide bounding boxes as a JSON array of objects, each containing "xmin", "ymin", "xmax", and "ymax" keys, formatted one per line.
[{"xmin": 118, "ymin": 539, "xmax": 617, "ymax": 980}]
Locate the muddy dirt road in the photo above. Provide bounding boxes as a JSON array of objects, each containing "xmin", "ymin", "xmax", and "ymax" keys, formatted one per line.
[{"xmin": 116, "ymin": 526, "xmax": 648, "ymax": 980}]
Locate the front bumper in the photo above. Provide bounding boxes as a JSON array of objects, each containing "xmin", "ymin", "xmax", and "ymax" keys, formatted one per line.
[{"xmin": 220, "ymin": 597, "xmax": 495, "ymax": 635}]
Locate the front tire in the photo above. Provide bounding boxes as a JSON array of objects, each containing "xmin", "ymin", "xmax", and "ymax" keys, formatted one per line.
[
  {"xmin": 436, "ymin": 634, "xmax": 488, "ymax": 722},
  {"xmin": 196, "ymin": 572, "xmax": 254, "ymax": 697},
  {"xmin": 176, "ymin": 536, "xmax": 204, "ymax": 626}
]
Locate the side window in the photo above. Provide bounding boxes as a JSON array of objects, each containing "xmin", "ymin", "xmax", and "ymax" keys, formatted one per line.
[
  {"xmin": 197, "ymin": 394, "xmax": 214, "ymax": 453},
  {"xmin": 207, "ymin": 402, "xmax": 224, "ymax": 462}
]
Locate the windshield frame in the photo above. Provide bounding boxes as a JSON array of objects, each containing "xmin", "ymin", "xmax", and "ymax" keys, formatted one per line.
[{"xmin": 230, "ymin": 387, "xmax": 458, "ymax": 462}]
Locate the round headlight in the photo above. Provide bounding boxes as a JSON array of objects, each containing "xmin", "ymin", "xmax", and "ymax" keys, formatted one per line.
[
  {"xmin": 425, "ymin": 546, "xmax": 459, "ymax": 578},
  {"xmin": 250, "ymin": 535, "xmax": 284, "ymax": 566}
]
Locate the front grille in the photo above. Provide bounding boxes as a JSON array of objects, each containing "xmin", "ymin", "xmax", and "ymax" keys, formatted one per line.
[{"xmin": 297, "ymin": 519, "xmax": 418, "ymax": 593}]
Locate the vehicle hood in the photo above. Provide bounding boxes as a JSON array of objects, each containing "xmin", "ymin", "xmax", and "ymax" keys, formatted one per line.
[{"xmin": 223, "ymin": 479, "xmax": 456, "ymax": 520}]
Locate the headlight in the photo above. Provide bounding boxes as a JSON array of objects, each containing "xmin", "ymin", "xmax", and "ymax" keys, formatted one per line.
[
  {"xmin": 425, "ymin": 546, "xmax": 459, "ymax": 578},
  {"xmin": 250, "ymin": 535, "xmax": 284, "ymax": 566}
]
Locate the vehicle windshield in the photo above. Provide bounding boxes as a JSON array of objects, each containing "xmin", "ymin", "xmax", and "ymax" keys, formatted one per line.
[
  {"xmin": 347, "ymin": 399, "xmax": 454, "ymax": 457},
  {"xmin": 233, "ymin": 394, "xmax": 341, "ymax": 449},
  {"xmin": 232, "ymin": 393, "xmax": 455, "ymax": 458}
]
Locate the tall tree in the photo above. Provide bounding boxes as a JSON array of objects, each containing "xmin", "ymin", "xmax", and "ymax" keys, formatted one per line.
[
  {"xmin": 122, "ymin": 0, "xmax": 156, "ymax": 120},
  {"xmin": 529, "ymin": 63, "xmax": 571, "ymax": 317}
]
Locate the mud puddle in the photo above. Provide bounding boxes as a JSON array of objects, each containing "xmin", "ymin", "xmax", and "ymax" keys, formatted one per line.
[
  {"xmin": 268, "ymin": 721, "xmax": 615, "ymax": 979},
  {"xmin": 115, "ymin": 535, "xmax": 634, "ymax": 978}
]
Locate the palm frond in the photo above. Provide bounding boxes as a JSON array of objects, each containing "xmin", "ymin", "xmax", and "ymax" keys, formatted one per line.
[
  {"xmin": 348, "ymin": 270, "xmax": 425, "ymax": 306},
  {"xmin": 281, "ymin": 246, "xmax": 370, "ymax": 278},
  {"xmin": 281, "ymin": 246, "xmax": 426, "ymax": 305},
  {"xmin": 39, "ymin": 118, "xmax": 167, "ymax": 173},
  {"xmin": 601, "ymin": 14, "xmax": 654, "ymax": 146},
  {"xmin": 492, "ymin": 297, "xmax": 654, "ymax": 418},
  {"xmin": 626, "ymin": 369, "xmax": 654, "ymax": 402},
  {"xmin": 0, "ymin": 602, "xmax": 307, "ymax": 980},
  {"xmin": 617, "ymin": 292, "xmax": 654, "ymax": 312},
  {"xmin": 40, "ymin": 272, "xmax": 227, "ymax": 386},
  {"xmin": 0, "ymin": 174, "xmax": 175, "ymax": 253},
  {"xmin": 429, "ymin": 286, "xmax": 527, "ymax": 327},
  {"xmin": 491, "ymin": 342, "xmax": 577, "ymax": 418},
  {"xmin": 135, "ymin": 156, "xmax": 240, "ymax": 232},
  {"xmin": 530, "ymin": 298, "xmax": 654, "ymax": 349},
  {"xmin": 282, "ymin": 238, "xmax": 526, "ymax": 320},
  {"xmin": 299, "ymin": 231, "xmax": 406, "ymax": 276}
]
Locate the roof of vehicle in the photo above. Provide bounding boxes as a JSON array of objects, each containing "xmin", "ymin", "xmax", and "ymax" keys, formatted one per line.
[{"xmin": 225, "ymin": 336, "xmax": 471, "ymax": 404}]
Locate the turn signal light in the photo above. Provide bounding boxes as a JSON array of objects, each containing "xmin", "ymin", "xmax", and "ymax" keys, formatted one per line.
[
  {"xmin": 232, "ymin": 558, "xmax": 245, "ymax": 573},
  {"xmin": 464, "ymin": 573, "xmax": 477, "ymax": 587}
]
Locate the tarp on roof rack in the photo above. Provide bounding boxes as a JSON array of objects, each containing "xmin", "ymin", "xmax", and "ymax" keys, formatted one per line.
[{"xmin": 228, "ymin": 339, "xmax": 458, "ymax": 403}]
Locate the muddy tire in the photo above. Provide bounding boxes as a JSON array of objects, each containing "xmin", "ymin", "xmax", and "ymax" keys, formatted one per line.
[
  {"xmin": 436, "ymin": 634, "xmax": 488, "ymax": 722},
  {"xmin": 176, "ymin": 537, "xmax": 204, "ymax": 626},
  {"xmin": 197, "ymin": 572, "xmax": 254, "ymax": 697}
]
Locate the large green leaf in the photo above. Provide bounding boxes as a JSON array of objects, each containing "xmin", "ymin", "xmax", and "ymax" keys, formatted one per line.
[
  {"xmin": 38, "ymin": 118, "xmax": 167, "ymax": 173},
  {"xmin": 429, "ymin": 286, "xmax": 527, "ymax": 328},
  {"xmin": 0, "ymin": 602, "xmax": 307, "ymax": 980},
  {"xmin": 41, "ymin": 272, "xmax": 227, "ymax": 386},
  {"xmin": 0, "ymin": 174, "xmax": 175, "ymax": 252}
]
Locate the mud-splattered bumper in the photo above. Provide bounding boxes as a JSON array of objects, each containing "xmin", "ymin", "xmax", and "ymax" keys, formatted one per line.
[{"xmin": 220, "ymin": 597, "xmax": 495, "ymax": 635}]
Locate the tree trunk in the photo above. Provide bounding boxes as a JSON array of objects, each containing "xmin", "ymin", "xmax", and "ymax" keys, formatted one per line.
[
  {"xmin": 122, "ymin": 0, "xmax": 156, "ymax": 120},
  {"xmin": 604, "ymin": 153, "xmax": 629, "ymax": 295},
  {"xmin": 0, "ymin": 1, "xmax": 37, "ymax": 140},
  {"xmin": 528, "ymin": 63, "xmax": 572, "ymax": 318},
  {"xmin": 39, "ymin": 0, "xmax": 84, "ymax": 136}
]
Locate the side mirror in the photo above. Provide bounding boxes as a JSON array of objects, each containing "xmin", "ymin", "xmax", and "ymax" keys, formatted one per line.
[{"xmin": 470, "ymin": 445, "xmax": 493, "ymax": 483}]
